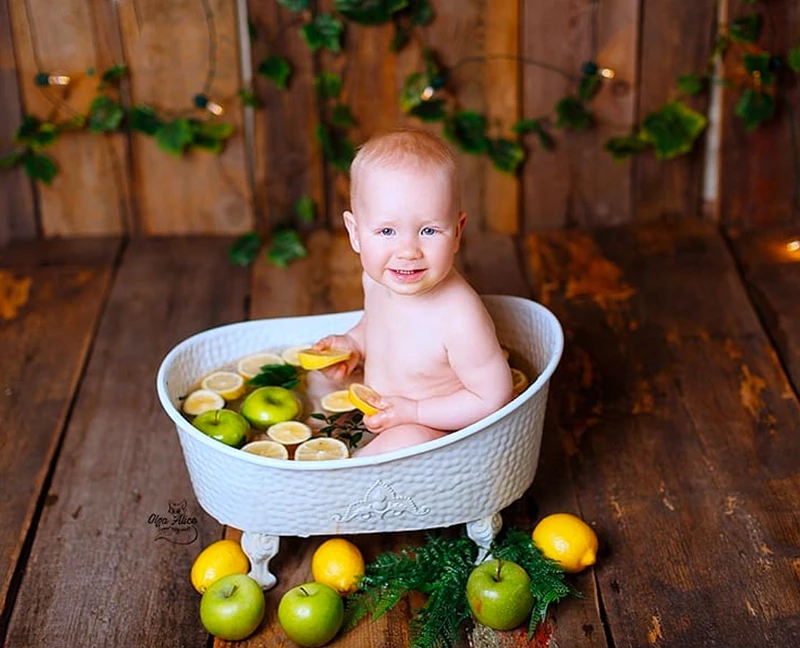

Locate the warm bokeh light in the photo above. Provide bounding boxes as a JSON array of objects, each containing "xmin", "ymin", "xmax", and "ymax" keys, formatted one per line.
[
  {"xmin": 787, "ymin": 240, "xmax": 800, "ymax": 252},
  {"xmin": 421, "ymin": 86, "xmax": 435, "ymax": 101},
  {"xmin": 599, "ymin": 67, "xmax": 616, "ymax": 79}
]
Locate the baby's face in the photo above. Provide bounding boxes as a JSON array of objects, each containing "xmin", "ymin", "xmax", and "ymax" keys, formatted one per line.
[{"xmin": 344, "ymin": 165, "xmax": 464, "ymax": 297}]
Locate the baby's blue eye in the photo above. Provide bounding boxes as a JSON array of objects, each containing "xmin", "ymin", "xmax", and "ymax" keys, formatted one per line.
[
  {"xmin": 380, "ymin": 227, "xmax": 395, "ymax": 236},
  {"xmin": 421, "ymin": 227, "xmax": 436, "ymax": 236}
]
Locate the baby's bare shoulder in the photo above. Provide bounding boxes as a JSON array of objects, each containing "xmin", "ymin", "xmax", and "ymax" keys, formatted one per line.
[{"xmin": 436, "ymin": 275, "xmax": 494, "ymax": 329}]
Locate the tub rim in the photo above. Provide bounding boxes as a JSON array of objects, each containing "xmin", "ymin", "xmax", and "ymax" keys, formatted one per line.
[{"xmin": 156, "ymin": 294, "xmax": 563, "ymax": 472}]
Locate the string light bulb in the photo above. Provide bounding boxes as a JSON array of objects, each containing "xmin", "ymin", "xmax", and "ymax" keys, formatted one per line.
[
  {"xmin": 599, "ymin": 67, "xmax": 616, "ymax": 79},
  {"xmin": 34, "ymin": 73, "xmax": 71, "ymax": 87},
  {"xmin": 421, "ymin": 86, "xmax": 435, "ymax": 101},
  {"xmin": 193, "ymin": 93, "xmax": 224, "ymax": 116},
  {"xmin": 787, "ymin": 239, "xmax": 800, "ymax": 252}
]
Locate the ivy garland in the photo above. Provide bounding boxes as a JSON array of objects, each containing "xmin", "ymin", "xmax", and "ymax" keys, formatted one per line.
[{"xmin": 2, "ymin": 0, "xmax": 799, "ymax": 267}]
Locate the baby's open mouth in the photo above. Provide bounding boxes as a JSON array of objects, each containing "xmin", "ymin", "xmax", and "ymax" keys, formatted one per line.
[{"xmin": 390, "ymin": 268, "xmax": 425, "ymax": 280}]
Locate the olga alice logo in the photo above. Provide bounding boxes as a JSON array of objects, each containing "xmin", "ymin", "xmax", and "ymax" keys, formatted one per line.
[{"xmin": 148, "ymin": 500, "xmax": 199, "ymax": 544}]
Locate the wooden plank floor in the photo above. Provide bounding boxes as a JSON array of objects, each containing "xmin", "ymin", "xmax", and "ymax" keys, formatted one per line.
[{"xmin": 1, "ymin": 221, "xmax": 798, "ymax": 647}]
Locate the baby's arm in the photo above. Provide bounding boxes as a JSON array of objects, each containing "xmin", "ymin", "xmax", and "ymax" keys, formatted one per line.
[
  {"xmin": 313, "ymin": 316, "xmax": 366, "ymax": 381},
  {"xmin": 366, "ymin": 303, "xmax": 512, "ymax": 432}
]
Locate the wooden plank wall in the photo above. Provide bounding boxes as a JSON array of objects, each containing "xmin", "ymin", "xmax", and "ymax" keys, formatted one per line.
[{"xmin": 0, "ymin": 1, "xmax": 798, "ymax": 239}]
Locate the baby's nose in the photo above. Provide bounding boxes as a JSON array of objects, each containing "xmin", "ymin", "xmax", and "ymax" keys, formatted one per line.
[{"xmin": 397, "ymin": 238, "xmax": 422, "ymax": 259}]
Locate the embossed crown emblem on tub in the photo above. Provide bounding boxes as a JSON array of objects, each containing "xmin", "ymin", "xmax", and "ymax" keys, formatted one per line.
[{"xmin": 332, "ymin": 480, "xmax": 431, "ymax": 522}]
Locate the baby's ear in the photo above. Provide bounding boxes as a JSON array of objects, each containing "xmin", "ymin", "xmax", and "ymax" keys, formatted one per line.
[
  {"xmin": 455, "ymin": 211, "xmax": 467, "ymax": 248},
  {"xmin": 343, "ymin": 211, "xmax": 361, "ymax": 253}
]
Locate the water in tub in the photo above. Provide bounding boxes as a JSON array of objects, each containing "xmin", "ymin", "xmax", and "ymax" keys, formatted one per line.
[{"xmin": 179, "ymin": 346, "xmax": 532, "ymax": 459}]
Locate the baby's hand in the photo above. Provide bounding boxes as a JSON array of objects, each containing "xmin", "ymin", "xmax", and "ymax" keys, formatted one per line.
[
  {"xmin": 312, "ymin": 334, "xmax": 361, "ymax": 381},
  {"xmin": 363, "ymin": 396, "xmax": 419, "ymax": 433}
]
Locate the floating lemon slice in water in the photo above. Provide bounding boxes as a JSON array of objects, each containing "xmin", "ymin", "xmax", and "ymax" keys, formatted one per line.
[
  {"xmin": 201, "ymin": 371, "xmax": 246, "ymax": 400},
  {"xmin": 241, "ymin": 440, "xmax": 289, "ymax": 460},
  {"xmin": 347, "ymin": 383, "xmax": 382, "ymax": 416},
  {"xmin": 511, "ymin": 368, "xmax": 529, "ymax": 398},
  {"xmin": 298, "ymin": 348, "xmax": 352, "ymax": 370},
  {"xmin": 294, "ymin": 437, "xmax": 349, "ymax": 461},
  {"xmin": 237, "ymin": 352, "xmax": 285, "ymax": 379},
  {"xmin": 320, "ymin": 389, "xmax": 356, "ymax": 413},
  {"xmin": 267, "ymin": 421, "xmax": 312, "ymax": 445},
  {"xmin": 183, "ymin": 389, "xmax": 225, "ymax": 416},
  {"xmin": 280, "ymin": 345, "xmax": 307, "ymax": 367}
]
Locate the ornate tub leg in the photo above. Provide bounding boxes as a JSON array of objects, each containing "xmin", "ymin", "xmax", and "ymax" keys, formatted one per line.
[
  {"xmin": 241, "ymin": 532, "xmax": 280, "ymax": 590},
  {"xmin": 466, "ymin": 513, "xmax": 503, "ymax": 565}
]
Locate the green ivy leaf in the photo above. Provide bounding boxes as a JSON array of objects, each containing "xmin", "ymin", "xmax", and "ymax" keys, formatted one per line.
[
  {"xmin": 156, "ymin": 118, "xmax": 193, "ymax": 156},
  {"xmin": 677, "ymin": 73, "xmax": 706, "ymax": 96},
  {"xmin": 640, "ymin": 100, "xmax": 707, "ymax": 159},
  {"xmin": 512, "ymin": 119, "xmax": 540, "ymax": 135},
  {"xmin": 191, "ymin": 120, "xmax": 234, "ymax": 153},
  {"xmin": 15, "ymin": 116, "xmax": 58, "ymax": 148},
  {"xmin": 487, "ymin": 138, "xmax": 525, "ymax": 174},
  {"xmin": 335, "ymin": 0, "xmax": 408, "ymax": 25},
  {"xmin": 88, "ymin": 96, "xmax": 125, "ymax": 133},
  {"xmin": 735, "ymin": 89, "xmax": 775, "ymax": 130},
  {"xmin": 743, "ymin": 52, "xmax": 775, "ymax": 86},
  {"xmin": 239, "ymin": 88, "xmax": 261, "ymax": 108},
  {"xmin": 554, "ymin": 97, "xmax": 593, "ymax": 131},
  {"xmin": 296, "ymin": 195, "xmax": 316, "ymax": 223},
  {"xmin": 789, "ymin": 46, "xmax": 800, "ymax": 72},
  {"xmin": 277, "ymin": 0, "xmax": 310, "ymax": 10},
  {"xmin": 258, "ymin": 55, "xmax": 292, "ymax": 89},
  {"xmin": 314, "ymin": 72, "xmax": 343, "ymax": 99},
  {"xmin": 229, "ymin": 231, "xmax": 262, "ymax": 266},
  {"xmin": 0, "ymin": 150, "xmax": 25, "ymax": 169},
  {"xmin": 729, "ymin": 13, "xmax": 762, "ymax": 44},
  {"xmin": 301, "ymin": 14, "xmax": 343, "ymax": 52},
  {"xmin": 266, "ymin": 228, "xmax": 308, "ymax": 267},
  {"xmin": 316, "ymin": 123, "xmax": 356, "ymax": 171},
  {"xmin": 129, "ymin": 106, "xmax": 164, "ymax": 135},
  {"xmin": 400, "ymin": 72, "xmax": 429, "ymax": 112},
  {"xmin": 58, "ymin": 115, "xmax": 87, "ymax": 132},
  {"xmin": 578, "ymin": 74, "xmax": 602, "ymax": 103},
  {"xmin": 409, "ymin": 98, "xmax": 447, "ymax": 122},
  {"xmin": 443, "ymin": 111, "xmax": 489, "ymax": 154},
  {"xmin": 23, "ymin": 152, "xmax": 58, "ymax": 184},
  {"xmin": 331, "ymin": 103, "xmax": 357, "ymax": 128},
  {"xmin": 100, "ymin": 64, "xmax": 128, "ymax": 85},
  {"xmin": 407, "ymin": 0, "xmax": 434, "ymax": 25},
  {"xmin": 604, "ymin": 134, "xmax": 650, "ymax": 161}
]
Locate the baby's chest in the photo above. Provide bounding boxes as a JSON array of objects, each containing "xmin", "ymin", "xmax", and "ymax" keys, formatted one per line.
[{"xmin": 363, "ymin": 315, "xmax": 448, "ymax": 378}]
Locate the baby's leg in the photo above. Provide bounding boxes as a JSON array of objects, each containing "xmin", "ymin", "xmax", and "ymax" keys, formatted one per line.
[{"xmin": 354, "ymin": 424, "xmax": 447, "ymax": 457}]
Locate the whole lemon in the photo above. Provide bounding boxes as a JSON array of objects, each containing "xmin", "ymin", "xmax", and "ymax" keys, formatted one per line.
[
  {"xmin": 311, "ymin": 538, "xmax": 365, "ymax": 595},
  {"xmin": 532, "ymin": 513, "xmax": 598, "ymax": 573},
  {"xmin": 191, "ymin": 539, "xmax": 250, "ymax": 594}
]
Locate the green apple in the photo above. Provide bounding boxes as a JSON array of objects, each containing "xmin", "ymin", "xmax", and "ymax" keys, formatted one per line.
[
  {"xmin": 466, "ymin": 559, "xmax": 534, "ymax": 631},
  {"xmin": 240, "ymin": 386, "xmax": 301, "ymax": 430},
  {"xmin": 199, "ymin": 573, "xmax": 265, "ymax": 641},
  {"xmin": 192, "ymin": 409, "xmax": 250, "ymax": 448},
  {"xmin": 277, "ymin": 582, "xmax": 344, "ymax": 647}
]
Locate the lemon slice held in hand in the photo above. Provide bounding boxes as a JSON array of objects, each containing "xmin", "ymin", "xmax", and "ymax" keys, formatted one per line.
[
  {"xmin": 320, "ymin": 390, "xmax": 356, "ymax": 413},
  {"xmin": 201, "ymin": 371, "xmax": 246, "ymax": 400},
  {"xmin": 294, "ymin": 437, "xmax": 349, "ymax": 461},
  {"xmin": 280, "ymin": 345, "xmax": 307, "ymax": 367},
  {"xmin": 241, "ymin": 440, "xmax": 289, "ymax": 460},
  {"xmin": 183, "ymin": 389, "xmax": 225, "ymax": 416},
  {"xmin": 267, "ymin": 421, "xmax": 312, "ymax": 445},
  {"xmin": 237, "ymin": 352, "xmax": 285, "ymax": 379},
  {"xmin": 298, "ymin": 348, "xmax": 352, "ymax": 371},
  {"xmin": 348, "ymin": 383, "xmax": 382, "ymax": 416}
]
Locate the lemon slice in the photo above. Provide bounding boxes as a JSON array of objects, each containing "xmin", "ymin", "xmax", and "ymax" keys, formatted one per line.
[
  {"xmin": 201, "ymin": 371, "xmax": 246, "ymax": 400},
  {"xmin": 267, "ymin": 421, "xmax": 312, "ymax": 445},
  {"xmin": 236, "ymin": 352, "xmax": 285, "ymax": 379},
  {"xmin": 280, "ymin": 345, "xmax": 308, "ymax": 367},
  {"xmin": 348, "ymin": 383, "xmax": 382, "ymax": 416},
  {"xmin": 241, "ymin": 440, "xmax": 289, "ymax": 460},
  {"xmin": 511, "ymin": 367, "xmax": 529, "ymax": 398},
  {"xmin": 297, "ymin": 348, "xmax": 352, "ymax": 371},
  {"xmin": 294, "ymin": 437, "xmax": 349, "ymax": 461},
  {"xmin": 320, "ymin": 389, "xmax": 356, "ymax": 413},
  {"xmin": 182, "ymin": 389, "xmax": 225, "ymax": 416}
]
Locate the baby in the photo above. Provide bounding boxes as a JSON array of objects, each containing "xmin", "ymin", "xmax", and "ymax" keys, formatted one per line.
[{"xmin": 314, "ymin": 129, "xmax": 513, "ymax": 456}]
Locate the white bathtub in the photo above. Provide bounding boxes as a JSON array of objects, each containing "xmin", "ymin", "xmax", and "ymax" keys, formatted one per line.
[{"xmin": 156, "ymin": 295, "xmax": 563, "ymax": 588}]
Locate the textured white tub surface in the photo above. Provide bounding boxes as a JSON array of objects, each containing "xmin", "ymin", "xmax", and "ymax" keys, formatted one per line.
[{"xmin": 156, "ymin": 296, "xmax": 563, "ymax": 538}]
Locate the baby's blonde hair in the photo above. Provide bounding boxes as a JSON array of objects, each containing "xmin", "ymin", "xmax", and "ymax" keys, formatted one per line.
[{"xmin": 350, "ymin": 129, "xmax": 461, "ymax": 211}]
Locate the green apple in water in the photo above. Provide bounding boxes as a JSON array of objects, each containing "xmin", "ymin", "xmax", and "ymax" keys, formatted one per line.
[
  {"xmin": 466, "ymin": 559, "xmax": 534, "ymax": 631},
  {"xmin": 240, "ymin": 386, "xmax": 301, "ymax": 430},
  {"xmin": 199, "ymin": 573, "xmax": 265, "ymax": 641},
  {"xmin": 192, "ymin": 409, "xmax": 250, "ymax": 448},
  {"xmin": 277, "ymin": 582, "xmax": 344, "ymax": 647}
]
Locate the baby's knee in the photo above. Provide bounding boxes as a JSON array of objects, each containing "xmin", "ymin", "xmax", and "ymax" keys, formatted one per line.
[{"xmin": 355, "ymin": 424, "xmax": 446, "ymax": 457}]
